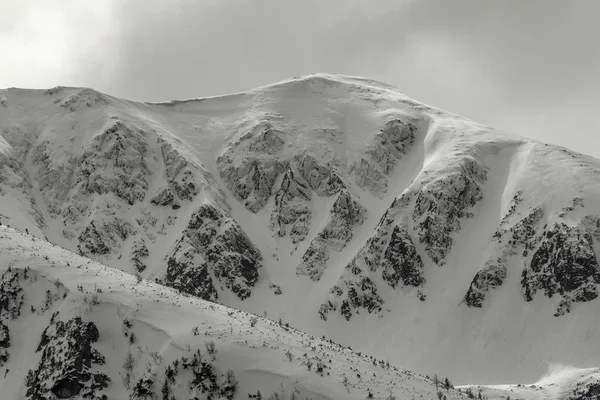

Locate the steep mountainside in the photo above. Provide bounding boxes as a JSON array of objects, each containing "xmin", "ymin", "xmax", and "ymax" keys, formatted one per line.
[{"xmin": 1, "ymin": 74, "xmax": 600, "ymax": 384}]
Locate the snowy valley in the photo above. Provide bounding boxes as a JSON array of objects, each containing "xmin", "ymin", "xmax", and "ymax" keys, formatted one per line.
[{"xmin": 1, "ymin": 74, "xmax": 600, "ymax": 399}]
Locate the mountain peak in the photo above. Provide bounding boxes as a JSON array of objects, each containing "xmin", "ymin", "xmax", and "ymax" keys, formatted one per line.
[{"xmin": 0, "ymin": 75, "xmax": 600, "ymax": 396}]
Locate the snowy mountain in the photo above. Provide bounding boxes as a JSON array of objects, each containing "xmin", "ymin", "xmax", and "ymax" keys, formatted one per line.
[
  {"xmin": 1, "ymin": 74, "xmax": 600, "ymax": 391},
  {"xmin": 0, "ymin": 226, "xmax": 472, "ymax": 399}
]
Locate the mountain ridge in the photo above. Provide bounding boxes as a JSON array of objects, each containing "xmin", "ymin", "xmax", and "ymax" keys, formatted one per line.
[{"xmin": 1, "ymin": 73, "xmax": 600, "ymax": 387}]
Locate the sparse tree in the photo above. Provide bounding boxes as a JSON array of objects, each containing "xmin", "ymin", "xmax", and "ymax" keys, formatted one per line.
[
  {"xmin": 444, "ymin": 377, "xmax": 452, "ymax": 391},
  {"xmin": 122, "ymin": 350, "xmax": 136, "ymax": 389},
  {"xmin": 285, "ymin": 350, "xmax": 293, "ymax": 362},
  {"xmin": 433, "ymin": 374, "xmax": 440, "ymax": 390},
  {"xmin": 437, "ymin": 391, "xmax": 444, "ymax": 400},
  {"xmin": 161, "ymin": 378, "xmax": 170, "ymax": 400},
  {"xmin": 205, "ymin": 340, "xmax": 217, "ymax": 360}
]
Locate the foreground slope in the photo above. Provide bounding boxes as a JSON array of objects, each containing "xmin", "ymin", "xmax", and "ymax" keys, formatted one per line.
[
  {"xmin": 0, "ymin": 226, "xmax": 469, "ymax": 399},
  {"xmin": 1, "ymin": 74, "xmax": 600, "ymax": 382}
]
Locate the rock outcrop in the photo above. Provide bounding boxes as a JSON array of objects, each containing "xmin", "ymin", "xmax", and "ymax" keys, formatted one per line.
[
  {"xmin": 164, "ymin": 203, "xmax": 262, "ymax": 301},
  {"xmin": 354, "ymin": 119, "xmax": 418, "ymax": 195},
  {"xmin": 413, "ymin": 156, "xmax": 487, "ymax": 264},
  {"xmin": 298, "ymin": 190, "xmax": 365, "ymax": 280},
  {"xmin": 522, "ymin": 222, "xmax": 600, "ymax": 313},
  {"xmin": 270, "ymin": 153, "xmax": 345, "ymax": 243},
  {"xmin": 25, "ymin": 317, "xmax": 109, "ymax": 400},
  {"xmin": 218, "ymin": 124, "xmax": 287, "ymax": 213},
  {"xmin": 0, "ymin": 268, "xmax": 24, "ymax": 365}
]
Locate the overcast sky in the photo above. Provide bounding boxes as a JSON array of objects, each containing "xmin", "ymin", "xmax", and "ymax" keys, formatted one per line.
[{"xmin": 2, "ymin": 0, "xmax": 599, "ymax": 157}]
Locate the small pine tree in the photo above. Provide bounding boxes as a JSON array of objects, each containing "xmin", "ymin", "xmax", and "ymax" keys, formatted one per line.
[
  {"xmin": 161, "ymin": 378, "xmax": 170, "ymax": 400},
  {"xmin": 433, "ymin": 374, "xmax": 440, "ymax": 389},
  {"xmin": 122, "ymin": 350, "xmax": 136, "ymax": 389},
  {"xmin": 205, "ymin": 340, "xmax": 217, "ymax": 360},
  {"xmin": 444, "ymin": 377, "xmax": 452, "ymax": 391}
]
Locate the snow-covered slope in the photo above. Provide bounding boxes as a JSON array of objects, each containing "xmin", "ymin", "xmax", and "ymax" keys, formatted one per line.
[
  {"xmin": 0, "ymin": 226, "xmax": 471, "ymax": 399},
  {"xmin": 1, "ymin": 74, "xmax": 600, "ymax": 385}
]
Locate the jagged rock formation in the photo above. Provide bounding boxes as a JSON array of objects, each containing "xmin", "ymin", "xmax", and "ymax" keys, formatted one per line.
[
  {"xmin": 413, "ymin": 156, "xmax": 488, "ymax": 265},
  {"xmin": 77, "ymin": 119, "xmax": 149, "ymax": 206},
  {"xmin": 164, "ymin": 203, "xmax": 262, "ymax": 300},
  {"xmin": 130, "ymin": 239, "xmax": 149, "ymax": 272},
  {"xmin": 381, "ymin": 225, "xmax": 425, "ymax": 288},
  {"xmin": 464, "ymin": 262, "xmax": 508, "ymax": 308},
  {"xmin": 270, "ymin": 154, "xmax": 345, "ymax": 243},
  {"xmin": 464, "ymin": 198, "xmax": 545, "ymax": 308},
  {"xmin": 568, "ymin": 381, "xmax": 600, "ymax": 400},
  {"xmin": 77, "ymin": 219, "xmax": 133, "ymax": 258},
  {"xmin": 25, "ymin": 317, "xmax": 109, "ymax": 399},
  {"xmin": 522, "ymin": 221, "xmax": 600, "ymax": 314},
  {"xmin": 0, "ymin": 268, "xmax": 24, "ymax": 364},
  {"xmin": 217, "ymin": 123, "xmax": 287, "ymax": 213},
  {"xmin": 151, "ymin": 139, "xmax": 202, "ymax": 209},
  {"xmin": 354, "ymin": 119, "xmax": 418, "ymax": 195},
  {"xmin": 298, "ymin": 190, "xmax": 365, "ymax": 280}
]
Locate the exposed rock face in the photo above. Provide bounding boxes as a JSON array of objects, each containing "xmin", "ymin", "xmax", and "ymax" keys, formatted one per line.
[
  {"xmin": 77, "ymin": 218, "xmax": 133, "ymax": 258},
  {"xmin": 465, "ymin": 261, "xmax": 508, "ymax": 308},
  {"xmin": 522, "ymin": 222, "xmax": 600, "ymax": 309},
  {"xmin": 131, "ymin": 239, "xmax": 149, "ymax": 272},
  {"xmin": 77, "ymin": 119, "xmax": 149, "ymax": 206},
  {"xmin": 164, "ymin": 203, "xmax": 262, "ymax": 301},
  {"xmin": 413, "ymin": 156, "xmax": 487, "ymax": 264},
  {"xmin": 567, "ymin": 381, "xmax": 600, "ymax": 400},
  {"xmin": 47, "ymin": 87, "xmax": 108, "ymax": 112},
  {"xmin": 381, "ymin": 226, "xmax": 425, "ymax": 288},
  {"xmin": 26, "ymin": 317, "xmax": 109, "ymax": 400},
  {"xmin": 151, "ymin": 139, "xmax": 201, "ymax": 208},
  {"xmin": 270, "ymin": 154, "xmax": 345, "ymax": 243},
  {"xmin": 298, "ymin": 190, "xmax": 365, "ymax": 280},
  {"xmin": 319, "ymin": 194, "xmax": 423, "ymax": 321},
  {"xmin": 464, "ymin": 203, "xmax": 546, "ymax": 308},
  {"xmin": 0, "ymin": 268, "xmax": 24, "ymax": 364},
  {"xmin": 320, "ymin": 274, "xmax": 383, "ymax": 322},
  {"xmin": 354, "ymin": 119, "xmax": 418, "ymax": 195},
  {"xmin": 218, "ymin": 124, "xmax": 287, "ymax": 213}
]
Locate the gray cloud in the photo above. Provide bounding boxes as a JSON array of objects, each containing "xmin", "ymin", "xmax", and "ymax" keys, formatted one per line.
[{"xmin": 4, "ymin": 0, "xmax": 600, "ymax": 156}]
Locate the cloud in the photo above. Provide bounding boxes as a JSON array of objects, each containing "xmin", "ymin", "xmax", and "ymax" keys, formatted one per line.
[{"xmin": 2, "ymin": 0, "xmax": 599, "ymax": 156}]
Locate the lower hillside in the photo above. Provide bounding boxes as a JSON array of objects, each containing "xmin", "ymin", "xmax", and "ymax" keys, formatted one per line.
[{"xmin": 0, "ymin": 226, "xmax": 470, "ymax": 400}]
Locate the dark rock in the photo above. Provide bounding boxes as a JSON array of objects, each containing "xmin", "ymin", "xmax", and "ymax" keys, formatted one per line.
[
  {"xmin": 522, "ymin": 222, "xmax": 600, "ymax": 311},
  {"xmin": 131, "ymin": 239, "xmax": 149, "ymax": 272},
  {"xmin": 464, "ymin": 261, "xmax": 507, "ymax": 308},
  {"xmin": 381, "ymin": 226, "xmax": 425, "ymax": 288},
  {"xmin": 354, "ymin": 119, "xmax": 417, "ymax": 194},
  {"xmin": 0, "ymin": 268, "xmax": 24, "ymax": 365},
  {"xmin": 164, "ymin": 203, "xmax": 262, "ymax": 301},
  {"xmin": 77, "ymin": 219, "xmax": 133, "ymax": 257},
  {"xmin": 77, "ymin": 119, "xmax": 149, "ymax": 205},
  {"xmin": 412, "ymin": 156, "xmax": 487, "ymax": 264},
  {"xmin": 270, "ymin": 154, "xmax": 345, "ymax": 242},
  {"xmin": 26, "ymin": 317, "xmax": 109, "ymax": 400},
  {"xmin": 298, "ymin": 190, "xmax": 365, "ymax": 280}
]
